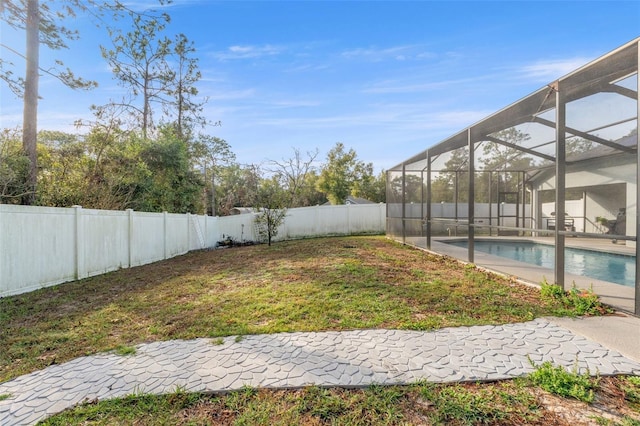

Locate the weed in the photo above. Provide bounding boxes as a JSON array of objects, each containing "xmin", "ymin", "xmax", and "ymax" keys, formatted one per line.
[
  {"xmin": 0, "ymin": 393, "xmax": 11, "ymax": 401},
  {"xmin": 567, "ymin": 285, "xmax": 612, "ymax": 315},
  {"xmin": 626, "ymin": 376, "xmax": 640, "ymax": 386},
  {"xmin": 210, "ymin": 337, "xmax": 224, "ymax": 345},
  {"xmin": 113, "ymin": 345, "xmax": 136, "ymax": 356},
  {"xmin": 234, "ymin": 335, "xmax": 244, "ymax": 343},
  {"xmin": 540, "ymin": 280, "xmax": 566, "ymax": 301},
  {"xmin": 528, "ymin": 360, "xmax": 599, "ymax": 403},
  {"xmin": 540, "ymin": 280, "xmax": 612, "ymax": 316},
  {"xmin": 621, "ymin": 375, "xmax": 640, "ymax": 408}
]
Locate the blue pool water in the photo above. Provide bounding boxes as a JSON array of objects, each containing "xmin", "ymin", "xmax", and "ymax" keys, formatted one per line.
[{"xmin": 446, "ymin": 240, "xmax": 635, "ymax": 287}]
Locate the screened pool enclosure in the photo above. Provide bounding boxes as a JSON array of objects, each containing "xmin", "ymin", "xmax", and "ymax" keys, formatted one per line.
[{"xmin": 387, "ymin": 38, "xmax": 640, "ymax": 315}]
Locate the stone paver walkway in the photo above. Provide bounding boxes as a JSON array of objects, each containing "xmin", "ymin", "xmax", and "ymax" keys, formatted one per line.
[{"xmin": 2, "ymin": 318, "xmax": 640, "ymax": 425}]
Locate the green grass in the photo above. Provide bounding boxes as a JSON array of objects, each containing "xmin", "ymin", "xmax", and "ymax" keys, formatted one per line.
[
  {"xmin": 38, "ymin": 382, "xmax": 543, "ymax": 426},
  {"xmin": 112, "ymin": 345, "xmax": 137, "ymax": 356},
  {"xmin": 528, "ymin": 360, "xmax": 599, "ymax": 403},
  {"xmin": 5, "ymin": 235, "xmax": 625, "ymax": 425},
  {"xmin": 417, "ymin": 380, "xmax": 541, "ymax": 425},
  {"xmin": 0, "ymin": 236, "xmax": 579, "ymax": 383},
  {"xmin": 39, "ymin": 376, "xmax": 640, "ymax": 425},
  {"xmin": 210, "ymin": 337, "xmax": 225, "ymax": 345},
  {"xmin": 623, "ymin": 376, "xmax": 640, "ymax": 411}
]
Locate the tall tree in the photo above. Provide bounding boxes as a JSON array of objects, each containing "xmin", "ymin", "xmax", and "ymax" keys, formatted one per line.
[
  {"xmin": 316, "ymin": 142, "xmax": 372, "ymax": 205},
  {"xmin": 432, "ymin": 147, "xmax": 469, "ymax": 203},
  {"xmin": 36, "ymin": 130, "xmax": 87, "ymax": 207},
  {"xmin": 267, "ymin": 148, "xmax": 319, "ymax": 208},
  {"xmin": 136, "ymin": 126, "xmax": 203, "ymax": 213},
  {"xmin": 190, "ymin": 135, "xmax": 235, "ymax": 215},
  {"xmin": 0, "ymin": 128, "xmax": 30, "ymax": 203},
  {"xmin": 296, "ymin": 170, "xmax": 327, "ymax": 206},
  {"xmin": 22, "ymin": 0, "xmax": 39, "ymax": 204},
  {"xmin": 1, "ymin": 0, "xmax": 98, "ymax": 204},
  {"xmin": 215, "ymin": 164, "xmax": 261, "ymax": 216},
  {"xmin": 353, "ymin": 169, "xmax": 386, "ymax": 203},
  {"xmin": 481, "ymin": 128, "xmax": 534, "ymax": 196},
  {"xmin": 168, "ymin": 34, "xmax": 208, "ymax": 139},
  {"xmin": 100, "ymin": 6, "xmax": 173, "ymax": 139}
]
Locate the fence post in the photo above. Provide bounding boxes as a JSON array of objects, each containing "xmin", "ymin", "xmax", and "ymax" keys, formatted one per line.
[
  {"xmin": 127, "ymin": 209, "xmax": 134, "ymax": 267},
  {"xmin": 315, "ymin": 205, "xmax": 320, "ymax": 236},
  {"xmin": 163, "ymin": 211, "xmax": 168, "ymax": 259},
  {"xmin": 203, "ymin": 214, "xmax": 208, "ymax": 248},
  {"xmin": 186, "ymin": 212, "xmax": 191, "ymax": 252},
  {"xmin": 73, "ymin": 205, "xmax": 86, "ymax": 280}
]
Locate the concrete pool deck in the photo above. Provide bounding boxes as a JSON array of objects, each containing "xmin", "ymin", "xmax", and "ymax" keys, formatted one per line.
[{"xmin": 406, "ymin": 236, "xmax": 637, "ymax": 314}]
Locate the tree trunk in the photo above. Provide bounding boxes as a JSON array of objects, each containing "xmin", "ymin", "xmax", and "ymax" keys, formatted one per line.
[{"xmin": 22, "ymin": 0, "xmax": 39, "ymax": 205}]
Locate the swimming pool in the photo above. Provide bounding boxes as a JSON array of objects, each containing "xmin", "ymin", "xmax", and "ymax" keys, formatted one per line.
[{"xmin": 445, "ymin": 240, "xmax": 635, "ymax": 287}]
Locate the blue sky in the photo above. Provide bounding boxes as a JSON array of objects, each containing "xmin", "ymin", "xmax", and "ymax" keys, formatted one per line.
[{"xmin": 1, "ymin": 1, "xmax": 639, "ymax": 172}]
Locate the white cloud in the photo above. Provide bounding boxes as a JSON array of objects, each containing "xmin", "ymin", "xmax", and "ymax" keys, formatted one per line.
[
  {"xmin": 519, "ymin": 57, "xmax": 593, "ymax": 81},
  {"xmin": 269, "ymin": 99, "xmax": 321, "ymax": 108},
  {"xmin": 211, "ymin": 44, "xmax": 285, "ymax": 61},
  {"xmin": 285, "ymin": 63, "xmax": 331, "ymax": 73},
  {"xmin": 363, "ymin": 74, "xmax": 493, "ymax": 94},
  {"xmin": 341, "ymin": 45, "xmax": 434, "ymax": 62}
]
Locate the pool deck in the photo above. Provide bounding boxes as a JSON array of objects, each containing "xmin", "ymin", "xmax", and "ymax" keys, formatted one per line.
[{"xmin": 405, "ymin": 236, "xmax": 637, "ymax": 314}]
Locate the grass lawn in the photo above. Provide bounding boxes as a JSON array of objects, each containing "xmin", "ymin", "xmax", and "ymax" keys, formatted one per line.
[
  {"xmin": 38, "ymin": 376, "xmax": 640, "ymax": 426},
  {"xmin": 1, "ymin": 236, "xmax": 570, "ymax": 383},
  {"xmin": 2, "ymin": 235, "xmax": 637, "ymax": 425}
]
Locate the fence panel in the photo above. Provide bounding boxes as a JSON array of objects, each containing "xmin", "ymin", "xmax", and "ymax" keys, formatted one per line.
[
  {"xmin": 130, "ymin": 212, "xmax": 165, "ymax": 267},
  {"xmin": 81, "ymin": 208, "xmax": 129, "ymax": 278},
  {"xmin": 165, "ymin": 213, "xmax": 190, "ymax": 257},
  {"xmin": 0, "ymin": 205, "xmax": 76, "ymax": 296}
]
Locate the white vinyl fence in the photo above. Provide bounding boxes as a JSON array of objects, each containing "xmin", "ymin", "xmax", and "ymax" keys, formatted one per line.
[{"xmin": 0, "ymin": 203, "xmax": 385, "ymax": 297}]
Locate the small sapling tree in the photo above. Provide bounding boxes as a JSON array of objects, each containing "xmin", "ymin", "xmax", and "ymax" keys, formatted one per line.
[{"xmin": 254, "ymin": 177, "xmax": 288, "ymax": 246}]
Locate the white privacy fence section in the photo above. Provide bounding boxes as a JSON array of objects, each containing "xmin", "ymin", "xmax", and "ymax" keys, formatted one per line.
[
  {"xmin": 0, "ymin": 203, "xmax": 385, "ymax": 297},
  {"xmin": 281, "ymin": 204, "xmax": 387, "ymax": 240}
]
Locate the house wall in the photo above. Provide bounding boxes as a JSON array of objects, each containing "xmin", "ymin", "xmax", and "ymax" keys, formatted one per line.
[
  {"xmin": 530, "ymin": 156, "xmax": 636, "ymax": 244},
  {"xmin": 0, "ymin": 203, "xmax": 386, "ymax": 298}
]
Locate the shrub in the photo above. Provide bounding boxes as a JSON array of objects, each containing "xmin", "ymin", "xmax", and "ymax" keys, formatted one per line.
[
  {"xmin": 540, "ymin": 280, "xmax": 612, "ymax": 316},
  {"xmin": 529, "ymin": 360, "xmax": 598, "ymax": 403}
]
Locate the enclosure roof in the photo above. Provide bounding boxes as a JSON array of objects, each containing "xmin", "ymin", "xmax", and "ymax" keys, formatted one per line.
[{"xmin": 391, "ymin": 38, "xmax": 639, "ymax": 171}]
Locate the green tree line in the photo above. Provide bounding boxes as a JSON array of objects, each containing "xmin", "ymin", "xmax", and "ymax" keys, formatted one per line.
[{"xmin": 0, "ymin": 128, "xmax": 385, "ymax": 214}]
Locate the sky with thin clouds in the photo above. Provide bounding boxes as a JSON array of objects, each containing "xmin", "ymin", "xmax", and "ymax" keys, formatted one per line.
[{"xmin": 1, "ymin": 0, "xmax": 639, "ymax": 172}]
